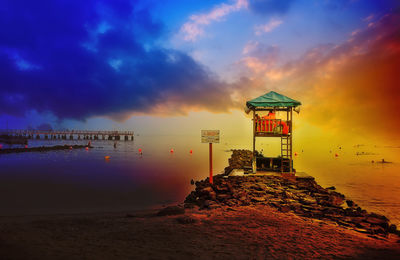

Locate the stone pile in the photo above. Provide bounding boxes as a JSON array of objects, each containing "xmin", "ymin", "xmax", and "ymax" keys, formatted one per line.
[
  {"xmin": 225, "ymin": 149, "xmax": 254, "ymax": 173},
  {"xmin": 185, "ymin": 174, "xmax": 399, "ymax": 238}
]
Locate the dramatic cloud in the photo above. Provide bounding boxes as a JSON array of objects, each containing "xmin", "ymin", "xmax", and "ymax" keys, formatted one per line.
[
  {"xmin": 241, "ymin": 11, "xmax": 400, "ymax": 140},
  {"xmin": 254, "ymin": 18, "xmax": 283, "ymax": 35},
  {"xmin": 180, "ymin": 0, "xmax": 248, "ymax": 41},
  {"xmin": 248, "ymin": 0, "xmax": 295, "ymax": 16},
  {"xmin": 0, "ymin": 0, "xmax": 238, "ymax": 121}
]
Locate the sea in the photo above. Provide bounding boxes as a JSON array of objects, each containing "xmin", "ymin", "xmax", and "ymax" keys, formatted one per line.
[{"xmin": 0, "ymin": 134, "xmax": 399, "ymax": 226}]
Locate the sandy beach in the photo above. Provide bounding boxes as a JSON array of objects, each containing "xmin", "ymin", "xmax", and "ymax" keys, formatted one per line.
[{"xmin": 1, "ymin": 205, "xmax": 399, "ymax": 259}]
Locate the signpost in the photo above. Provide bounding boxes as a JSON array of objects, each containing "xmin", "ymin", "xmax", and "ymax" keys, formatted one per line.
[{"xmin": 201, "ymin": 130, "xmax": 220, "ymax": 184}]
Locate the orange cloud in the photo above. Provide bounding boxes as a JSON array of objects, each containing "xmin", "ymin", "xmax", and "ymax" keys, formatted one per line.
[{"xmin": 243, "ymin": 11, "xmax": 400, "ymax": 141}]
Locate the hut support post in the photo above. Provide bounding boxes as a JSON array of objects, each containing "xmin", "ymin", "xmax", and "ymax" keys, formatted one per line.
[
  {"xmin": 290, "ymin": 107, "xmax": 293, "ymax": 173},
  {"xmin": 252, "ymin": 109, "xmax": 256, "ymax": 173}
]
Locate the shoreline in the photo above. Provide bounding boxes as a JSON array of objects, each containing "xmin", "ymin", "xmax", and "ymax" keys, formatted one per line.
[
  {"xmin": 0, "ymin": 144, "xmax": 90, "ymax": 154},
  {"xmin": 1, "ymin": 203, "xmax": 399, "ymax": 259}
]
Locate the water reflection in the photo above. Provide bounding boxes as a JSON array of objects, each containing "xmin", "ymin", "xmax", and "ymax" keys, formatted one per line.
[{"xmin": 0, "ymin": 135, "xmax": 399, "ymax": 226}]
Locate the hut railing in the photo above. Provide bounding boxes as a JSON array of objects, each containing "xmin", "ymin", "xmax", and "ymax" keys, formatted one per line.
[{"xmin": 254, "ymin": 119, "xmax": 290, "ymax": 135}]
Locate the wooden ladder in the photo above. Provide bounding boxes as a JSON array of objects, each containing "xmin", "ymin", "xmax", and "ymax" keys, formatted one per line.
[{"xmin": 281, "ymin": 135, "xmax": 292, "ymax": 173}]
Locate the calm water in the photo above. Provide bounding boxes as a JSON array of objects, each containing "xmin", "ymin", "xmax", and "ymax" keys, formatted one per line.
[{"xmin": 0, "ymin": 135, "xmax": 399, "ymax": 226}]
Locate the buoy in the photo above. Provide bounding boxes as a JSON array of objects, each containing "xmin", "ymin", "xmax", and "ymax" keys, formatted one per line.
[
  {"xmin": 138, "ymin": 148, "xmax": 142, "ymax": 153},
  {"xmin": 294, "ymin": 152, "xmax": 298, "ymax": 156},
  {"xmin": 335, "ymin": 153, "xmax": 338, "ymax": 157},
  {"xmin": 189, "ymin": 149, "xmax": 193, "ymax": 154},
  {"xmin": 25, "ymin": 145, "xmax": 28, "ymax": 148},
  {"xmin": 170, "ymin": 148, "xmax": 174, "ymax": 153},
  {"xmin": 104, "ymin": 156, "xmax": 110, "ymax": 160},
  {"xmin": 69, "ymin": 146, "xmax": 73, "ymax": 149},
  {"xmin": 85, "ymin": 147, "xmax": 89, "ymax": 150},
  {"xmin": 0, "ymin": 144, "xmax": 2, "ymax": 149}
]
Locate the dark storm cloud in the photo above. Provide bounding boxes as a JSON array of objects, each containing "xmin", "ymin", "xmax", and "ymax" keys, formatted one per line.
[
  {"xmin": 0, "ymin": 0, "xmax": 235, "ymax": 120},
  {"xmin": 248, "ymin": 0, "xmax": 295, "ymax": 16}
]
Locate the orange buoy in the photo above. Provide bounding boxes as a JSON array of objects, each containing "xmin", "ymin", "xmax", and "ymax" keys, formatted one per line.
[
  {"xmin": 170, "ymin": 148, "xmax": 174, "ymax": 153},
  {"xmin": 335, "ymin": 153, "xmax": 338, "ymax": 157},
  {"xmin": 294, "ymin": 152, "xmax": 298, "ymax": 156},
  {"xmin": 85, "ymin": 147, "xmax": 89, "ymax": 150},
  {"xmin": 104, "ymin": 156, "xmax": 110, "ymax": 160}
]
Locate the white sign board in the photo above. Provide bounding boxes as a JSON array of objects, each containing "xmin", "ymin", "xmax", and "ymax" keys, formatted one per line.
[{"xmin": 201, "ymin": 130, "xmax": 220, "ymax": 143}]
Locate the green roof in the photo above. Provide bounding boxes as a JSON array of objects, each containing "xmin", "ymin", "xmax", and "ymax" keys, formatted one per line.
[{"xmin": 246, "ymin": 91, "xmax": 301, "ymax": 108}]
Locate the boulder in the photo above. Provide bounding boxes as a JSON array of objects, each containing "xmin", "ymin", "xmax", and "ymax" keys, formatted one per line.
[
  {"xmin": 346, "ymin": 200, "xmax": 355, "ymax": 208},
  {"xmin": 389, "ymin": 224, "xmax": 397, "ymax": 233}
]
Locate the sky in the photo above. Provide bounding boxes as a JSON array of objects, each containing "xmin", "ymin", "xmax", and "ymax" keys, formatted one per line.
[{"xmin": 1, "ymin": 0, "xmax": 399, "ymax": 145}]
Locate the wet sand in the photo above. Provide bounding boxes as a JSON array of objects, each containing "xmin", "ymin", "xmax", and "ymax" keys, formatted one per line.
[{"xmin": 1, "ymin": 205, "xmax": 399, "ymax": 259}]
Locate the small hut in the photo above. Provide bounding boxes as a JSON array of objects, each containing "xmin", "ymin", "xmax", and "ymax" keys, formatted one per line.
[{"xmin": 246, "ymin": 91, "xmax": 301, "ymax": 174}]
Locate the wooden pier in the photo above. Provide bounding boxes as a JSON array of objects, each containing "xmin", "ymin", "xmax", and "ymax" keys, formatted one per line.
[{"xmin": 0, "ymin": 130, "xmax": 134, "ymax": 141}]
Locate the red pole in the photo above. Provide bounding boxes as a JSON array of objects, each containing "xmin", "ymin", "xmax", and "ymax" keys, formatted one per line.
[{"xmin": 209, "ymin": 143, "xmax": 213, "ymax": 184}]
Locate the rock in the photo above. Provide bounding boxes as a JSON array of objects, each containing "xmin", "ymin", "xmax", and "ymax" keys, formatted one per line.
[
  {"xmin": 157, "ymin": 206, "xmax": 185, "ymax": 216},
  {"xmin": 365, "ymin": 213, "xmax": 389, "ymax": 227},
  {"xmin": 371, "ymin": 226, "xmax": 388, "ymax": 236},
  {"xmin": 300, "ymin": 196, "xmax": 317, "ymax": 205},
  {"xmin": 356, "ymin": 221, "xmax": 372, "ymax": 230},
  {"xmin": 328, "ymin": 191, "xmax": 345, "ymax": 207},
  {"xmin": 346, "ymin": 200, "xmax": 355, "ymax": 207},
  {"xmin": 184, "ymin": 191, "xmax": 197, "ymax": 203},
  {"xmin": 389, "ymin": 224, "xmax": 397, "ymax": 233},
  {"xmin": 217, "ymin": 194, "xmax": 232, "ymax": 201},
  {"xmin": 208, "ymin": 202, "xmax": 221, "ymax": 209},
  {"xmin": 251, "ymin": 197, "xmax": 266, "ymax": 203},
  {"xmin": 226, "ymin": 207, "xmax": 236, "ymax": 211},
  {"xmin": 326, "ymin": 186, "xmax": 336, "ymax": 190},
  {"xmin": 354, "ymin": 228, "xmax": 370, "ymax": 234},
  {"xmin": 200, "ymin": 187, "xmax": 216, "ymax": 200},
  {"xmin": 214, "ymin": 185, "xmax": 230, "ymax": 193}
]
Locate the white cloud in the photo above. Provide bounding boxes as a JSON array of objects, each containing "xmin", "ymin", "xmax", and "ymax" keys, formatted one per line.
[
  {"xmin": 180, "ymin": 0, "xmax": 248, "ymax": 41},
  {"xmin": 254, "ymin": 18, "xmax": 283, "ymax": 35}
]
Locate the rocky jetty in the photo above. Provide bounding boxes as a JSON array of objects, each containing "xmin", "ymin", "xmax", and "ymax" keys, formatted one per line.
[
  {"xmin": 0, "ymin": 144, "xmax": 90, "ymax": 154},
  {"xmin": 185, "ymin": 174, "xmax": 399, "ymax": 238},
  {"xmin": 0, "ymin": 135, "xmax": 28, "ymax": 144}
]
